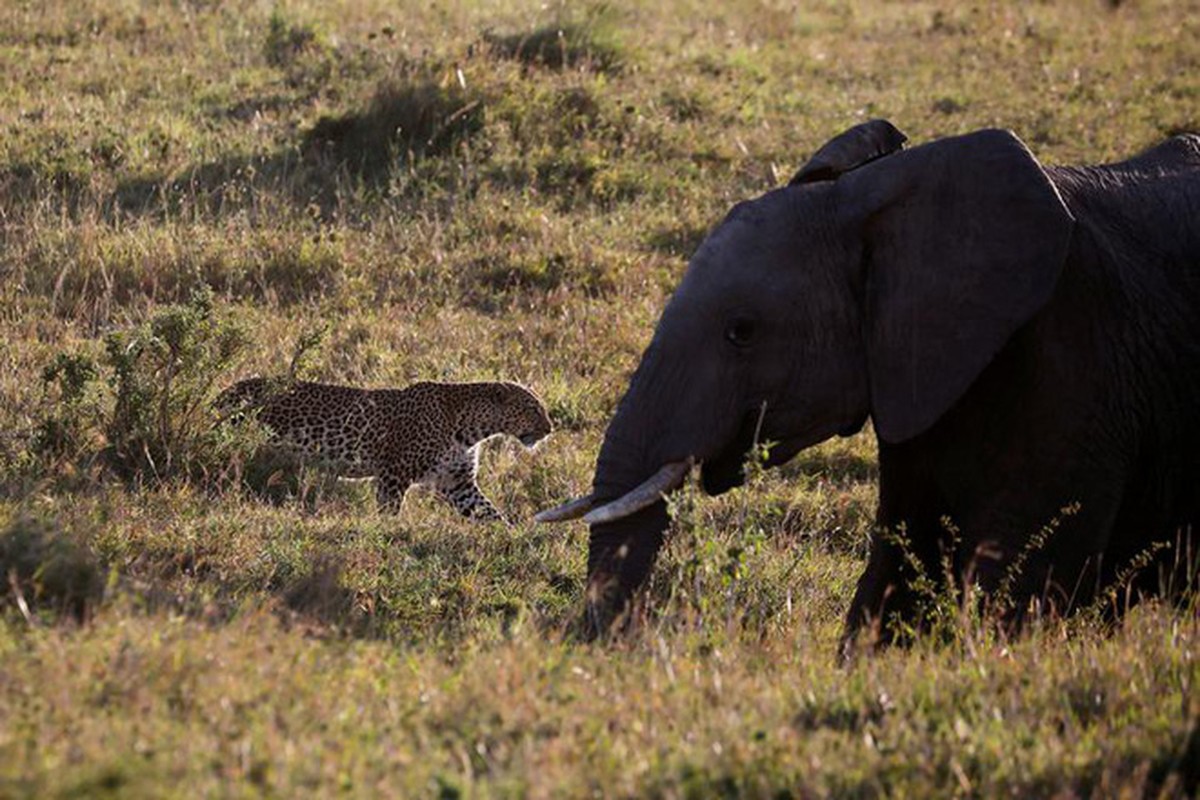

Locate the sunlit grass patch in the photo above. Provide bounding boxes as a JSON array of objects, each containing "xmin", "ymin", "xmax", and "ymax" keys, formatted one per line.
[{"xmin": 16, "ymin": 219, "xmax": 348, "ymax": 317}]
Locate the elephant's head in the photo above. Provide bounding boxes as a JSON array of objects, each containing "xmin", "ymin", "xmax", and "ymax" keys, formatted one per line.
[{"xmin": 539, "ymin": 120, "xmax": 1074, "ymax": 635}]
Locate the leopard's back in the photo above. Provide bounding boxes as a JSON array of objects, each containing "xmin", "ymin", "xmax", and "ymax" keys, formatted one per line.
[
  {"xmin": 218, "ymin": 380, "xmax": 378, "ymax": 471},
  {"xmin": 370, "ymin": 383, "xmax": 457, "ymax": 479},
  {"xmin": 218, "ymin": 380, "xmax": 458, "ymax": 472}
]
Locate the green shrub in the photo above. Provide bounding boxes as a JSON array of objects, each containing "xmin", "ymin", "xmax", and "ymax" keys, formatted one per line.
[
  {"xmin": 33, "ymin": 352, "xmax": 104, "ymax": 466},
  {"xmin": 31, "ymin": 288, "xmax": 260, "ymax": 487},
  {"xmin": 102, "ymin": 289, "xmax": 252, "ymax": 483}
]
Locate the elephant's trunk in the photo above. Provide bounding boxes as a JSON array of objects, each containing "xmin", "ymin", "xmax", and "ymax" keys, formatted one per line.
[
  {"xmin": 583, "ymin": 502, "xmax": 672, "ymax": 637},
  {"xmin": 578, "ymin": 360, "xmax": 685, "ymax": 637},
  {"xmin": 550, "ymin": 328, "xmax": 735, "ymax": 638}
]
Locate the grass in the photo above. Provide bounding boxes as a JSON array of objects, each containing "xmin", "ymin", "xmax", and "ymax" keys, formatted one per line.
[{"xmin": 1, "ymin": 0, "xmax": 1198, "ymax": 796}]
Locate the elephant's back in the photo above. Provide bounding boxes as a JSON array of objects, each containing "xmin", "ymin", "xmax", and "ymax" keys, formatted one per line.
[{"xmin": 1049, "ymin": 143, "xmax": 1200, "ymax": 279}]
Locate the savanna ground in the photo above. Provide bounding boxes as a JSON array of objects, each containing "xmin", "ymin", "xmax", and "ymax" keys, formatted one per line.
[{"xmin": 1, "ymin": 0, "xmax": 1198, "ymax": 796}]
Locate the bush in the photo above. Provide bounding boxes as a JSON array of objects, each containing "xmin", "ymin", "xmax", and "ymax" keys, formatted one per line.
[
  {"xmin": 32, "ymin": 288, "xmax": 261, "ymax": 487},
  {"xmin": 33, "ymin": 352, "xmax": 104, "ymax": 466}
]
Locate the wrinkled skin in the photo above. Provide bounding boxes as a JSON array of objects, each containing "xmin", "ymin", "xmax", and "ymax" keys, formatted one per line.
[{"xmin": 583, "ymin": 121, "xmax": 1200, "ymax": 653}]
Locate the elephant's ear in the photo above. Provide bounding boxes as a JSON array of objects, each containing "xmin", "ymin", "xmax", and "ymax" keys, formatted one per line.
[
  {"xmin": 790, "ymin": 120, "xmax": 908, "ymax": 184},
  {"xmin": 836, "ymin": 129, "xmax": 1075, "ymax": 443}
]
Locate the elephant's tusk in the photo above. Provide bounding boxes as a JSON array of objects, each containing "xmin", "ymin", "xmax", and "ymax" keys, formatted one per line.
[
  {"xmin": 583, "ymin": 459, "xmax": 693, "ymax": 526},
  {"xmin": 534, "ymin": 494, "xmax": 597, "ymax": 523}
]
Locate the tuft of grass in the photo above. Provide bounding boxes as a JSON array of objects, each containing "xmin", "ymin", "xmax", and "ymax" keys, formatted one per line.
[
  {"xmin": 0, "ymin": 512, "xmax": 104, "ymax": 624},
  {"xmin": 484, "ymin": 6, "xmax": 627, "ymax": 74},
  {"xmin": 304, "ymin": 74, "xmax": 485, "ymax": 178},
  {"xmin": 264, "ymin": 6, "xmax": 324, "ymax": 68}
]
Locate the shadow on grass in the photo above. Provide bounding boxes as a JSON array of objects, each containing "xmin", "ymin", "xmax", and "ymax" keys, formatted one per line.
[
  {"xmin": 484, "ymin": 21, "xmax": 624, "ymax": 74},
  {"xmin": 107, "ymin": 75, "xmax": 485, "ymax": 221}
]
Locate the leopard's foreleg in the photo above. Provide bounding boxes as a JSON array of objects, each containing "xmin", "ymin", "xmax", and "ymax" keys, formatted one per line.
[{"xmin": 433, "ymin": 448, "xmax": 505, "ymax": 523}]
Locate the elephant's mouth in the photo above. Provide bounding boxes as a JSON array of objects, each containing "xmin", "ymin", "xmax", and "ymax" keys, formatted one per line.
[
  {"xmin": 699, "ymin": 411, "xmax": 761, "ymax": 495},
  {"xmin": 699, "ymin": 409, "xmax": 802, "ymax": 495},
  {"xmin": 700, "ymin": 408, "xmax": 857, "ymax": 496}
]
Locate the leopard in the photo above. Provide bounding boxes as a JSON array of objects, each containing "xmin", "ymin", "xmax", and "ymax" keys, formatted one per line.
[{"xmin": 215, "ymin": 377, "xmax": 552, "ymax": 521}]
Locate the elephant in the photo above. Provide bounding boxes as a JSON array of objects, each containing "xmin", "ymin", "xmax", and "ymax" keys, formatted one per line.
[{"xmin": 538, "ymin": 120, "xmax": 1200, "ymax": 654}]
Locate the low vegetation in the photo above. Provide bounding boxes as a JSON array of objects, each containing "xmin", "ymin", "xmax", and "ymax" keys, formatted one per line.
[{"xmin": 1, "ymin": 0, "xmax": 1197, "ymax": 796}]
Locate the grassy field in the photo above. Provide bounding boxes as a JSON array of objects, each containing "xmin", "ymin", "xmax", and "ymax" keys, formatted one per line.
[{"xmin": 1, "ymin": 0, "xmax": 1198, "ymax": 796}]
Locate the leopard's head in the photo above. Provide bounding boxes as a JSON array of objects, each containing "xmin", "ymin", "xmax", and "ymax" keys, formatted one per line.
[{"xmin": 494, "ymin": 383, "xmax": 552, "ymax": 448}]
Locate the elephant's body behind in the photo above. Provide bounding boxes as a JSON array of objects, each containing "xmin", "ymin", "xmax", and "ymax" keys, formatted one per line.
[{"xmin": 858, "ymin": 138, "xmax": 1200, "ymax": 631}]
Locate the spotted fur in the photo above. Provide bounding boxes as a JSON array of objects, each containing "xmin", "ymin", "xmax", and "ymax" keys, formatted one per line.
[{"xmin": 216, "ymin": 378, "xmax": 552, "ymax": 521}]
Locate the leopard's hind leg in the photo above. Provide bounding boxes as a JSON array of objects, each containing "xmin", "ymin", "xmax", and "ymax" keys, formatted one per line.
[{"xmin": 374, "ymin": 468, "xmax": 415, "ymax": 513}]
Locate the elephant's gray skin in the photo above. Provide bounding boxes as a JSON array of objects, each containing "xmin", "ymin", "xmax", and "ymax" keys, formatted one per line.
[{"xmin": 567, "ymin": 120, "xmax": 1200, "ymax": 652}]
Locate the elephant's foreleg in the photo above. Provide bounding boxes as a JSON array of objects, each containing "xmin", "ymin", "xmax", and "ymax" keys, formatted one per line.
[
  {"xmin": 839, "ymin": 532, "xmax": 922, "ymax": 662},
  {"xmin": 841, "ymin": 442, "xmax": 945, "ymax": 660}
]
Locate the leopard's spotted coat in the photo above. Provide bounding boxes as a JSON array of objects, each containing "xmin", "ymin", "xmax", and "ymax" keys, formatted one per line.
[{"xmin": 217, "ymin": 378, "xmax": 552, "ymax": 521}]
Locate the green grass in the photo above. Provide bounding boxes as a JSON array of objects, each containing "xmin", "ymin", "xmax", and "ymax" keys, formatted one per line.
[{"xmin": 1, "ymin": 0, "xmax": 1198, "ymax": 796}]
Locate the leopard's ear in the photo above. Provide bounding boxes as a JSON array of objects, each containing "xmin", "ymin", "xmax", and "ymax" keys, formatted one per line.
[
  {"xmin": 479, "ymin": 382, "xmax": 511, "ymax": 407},
  {"xmin": 500, "ymin": 381, "xmax": 528, "ymax": 399}
]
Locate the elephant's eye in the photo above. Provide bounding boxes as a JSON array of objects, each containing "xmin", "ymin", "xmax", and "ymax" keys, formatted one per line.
[{"xmin": 725, "ymin": 318, "xmax": 756, "ymax": 348}]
